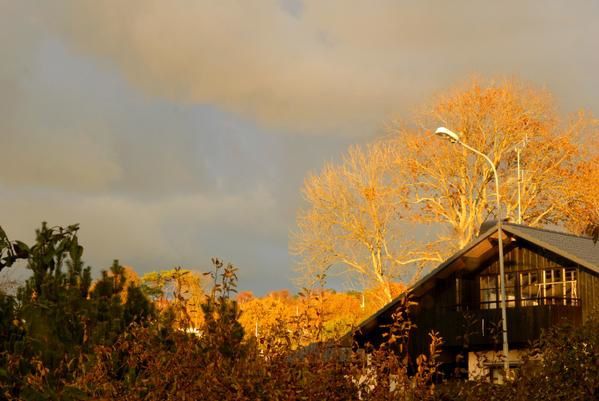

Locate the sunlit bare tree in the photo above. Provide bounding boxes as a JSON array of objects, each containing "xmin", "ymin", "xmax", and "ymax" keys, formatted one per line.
[
  {"xmin": 395, "ymin": 78, "xmax": 596, "ymax": 251},
  {"xmin": 292, "ymin": 141, "xmax": 442, "ymax": 302}
]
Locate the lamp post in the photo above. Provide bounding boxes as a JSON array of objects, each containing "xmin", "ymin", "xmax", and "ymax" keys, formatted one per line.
[{"xmin": 434, "ymin": 127, "xmax": 510, "ymax": 375}]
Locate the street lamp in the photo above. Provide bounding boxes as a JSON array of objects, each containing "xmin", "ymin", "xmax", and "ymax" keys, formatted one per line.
[{"xmin": 434, "ymin": 127, "xmax": 510, "ymax": 375}]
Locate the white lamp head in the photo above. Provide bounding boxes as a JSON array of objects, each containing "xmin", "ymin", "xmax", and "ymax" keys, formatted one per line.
[{"xmin": 435, "ymin": 127, "xmax": 461, "ymax": 143}]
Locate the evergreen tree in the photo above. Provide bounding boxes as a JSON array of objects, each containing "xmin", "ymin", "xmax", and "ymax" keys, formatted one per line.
[{"xmin": 0, "ymin": 223, "xmax": 154, "ymax": 399}]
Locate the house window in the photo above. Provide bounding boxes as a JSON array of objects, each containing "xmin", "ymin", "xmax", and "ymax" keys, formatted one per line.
[
  {"xmin": 519, "ymin": 271, "xmax": 540, "ymax": 306},
  {"xmin": 538, "ymin": 268, "xmax": 578, "ymax": 305},
  {"xmin": 478, "ymin": 247, "xmax": 579, "ymax": 309},
  {"xmin": 505, "ymin": 273, "xmax": 516, "ymax": 307},
  {"xmin": 493, "ymin": 268, "xmax": 578, "ymax": 308},
  {"xmin": 480, "ymin": 275, "xmax": 498, "ymax": 309},
  {"xmin": 480, "ymin": 274, "xmax": 516, "ymax": 309},
  {"xmin": 564, "ymin": 269, "xmax": 577, "ymax": 302}
]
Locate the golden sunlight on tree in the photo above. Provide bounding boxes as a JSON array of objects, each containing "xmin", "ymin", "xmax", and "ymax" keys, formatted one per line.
[
  {"xmin": 291, "ymin": 142, "xmax": 442, "ymax": 303},
  {"xmin": 561, "ymin": 148, "xmax": 599, "ymax": 236},
  {"xmin": 141, "ymin": 268, "xmax": 205, "ymax": 328},
  {"xmin": 237, "ymin": 288, "xmax": 386, "ymax": 345},
  {"xmin": 363, "ymin": 281, "xmax": 407, "ymax": 311},
  {"xmin": 395, "ymin": 78, "xmax": 596, "ymax": 253},
  {"xmin": 238, "ymin": 290, "xmax": 295, "ymax": 340}
]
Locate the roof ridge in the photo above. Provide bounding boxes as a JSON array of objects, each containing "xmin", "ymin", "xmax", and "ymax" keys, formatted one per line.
[{"xmin": 504, "ymin": 222, "xmax": 593, "ymax": 241}]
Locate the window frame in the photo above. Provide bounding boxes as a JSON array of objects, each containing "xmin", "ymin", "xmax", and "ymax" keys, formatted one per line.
[{"xmin": 475, "ymin": 246, "xmax": 579, "ymax": 310}]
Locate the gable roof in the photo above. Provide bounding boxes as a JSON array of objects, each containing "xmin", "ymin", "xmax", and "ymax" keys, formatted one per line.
[
  {"xmin": 344, "ymin": 223, "xmax": 598, "ymax": 344},
  {"xmin": 502, "ymin": 223, "xmax": 599, "ymax": 273}
]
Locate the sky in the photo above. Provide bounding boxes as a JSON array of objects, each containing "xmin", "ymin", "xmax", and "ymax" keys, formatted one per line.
[{"xmin": 1, "ymin": 1, "xmax": 599, "ymax": 294}]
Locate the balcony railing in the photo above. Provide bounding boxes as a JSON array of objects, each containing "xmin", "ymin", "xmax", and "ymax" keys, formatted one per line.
[{"xmin": 478, "ymin": 296, "xmax": 580, "ymax": 310}]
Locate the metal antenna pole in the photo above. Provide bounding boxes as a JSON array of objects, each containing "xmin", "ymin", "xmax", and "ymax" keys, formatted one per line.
[
  {"xmin": 516, "ymin": 147, "xmax": 522, "ymax": 224},
  {"xmin": 515, "ymin": 136, "xmax": 527, "ymax": 225}
]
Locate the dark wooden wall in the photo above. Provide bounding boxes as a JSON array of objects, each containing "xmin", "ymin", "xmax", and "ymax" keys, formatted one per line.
[{"xmin": 579, "ymin": 268, "xmax": 599, "ymax": 321}]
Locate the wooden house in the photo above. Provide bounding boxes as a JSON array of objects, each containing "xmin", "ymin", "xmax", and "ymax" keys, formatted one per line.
[{"xmin": 346, "ymin": 223, "xmax": 599, "ymax": 381}]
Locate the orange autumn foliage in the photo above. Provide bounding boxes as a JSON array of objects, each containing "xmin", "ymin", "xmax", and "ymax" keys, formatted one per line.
[
  {"xmin": 237, "ymin": 283, "xmax": 407, "ymax": 345},
  {"xmin": 396, "ymin": 78, "xmax": 596, "ymax": 253}
]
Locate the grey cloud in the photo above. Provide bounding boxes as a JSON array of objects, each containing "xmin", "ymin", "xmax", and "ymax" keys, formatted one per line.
[
  {"xmin": 28, "ymin": 0, "xmax": 599, "ymax": 134},
  {"xmin": 0, "ymin": 184, "xmax": 280, "ymax": 275}
]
